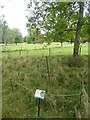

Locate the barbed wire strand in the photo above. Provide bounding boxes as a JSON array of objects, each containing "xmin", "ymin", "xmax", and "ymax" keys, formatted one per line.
[
  {"xmin": 14, "ymin": 81, "xmax": 33, "ymax": 93},
  {"xmin": 14, "ymin": 81, "xmax": 81, "ymax": 97},
  {"xmin": 51, "ymin": 92, "xmax": 81, "ymax": 97}
]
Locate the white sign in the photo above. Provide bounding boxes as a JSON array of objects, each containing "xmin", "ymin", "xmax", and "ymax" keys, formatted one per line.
[{"xmin": 35, "ymin": 89, "xmax": 45, "ymax": 99}]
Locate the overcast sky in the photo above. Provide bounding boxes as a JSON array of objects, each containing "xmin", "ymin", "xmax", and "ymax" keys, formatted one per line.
[
  {"xmin": 0, "ymin": 0, "xmax": 89, "ymax": 36},
  {"xmin": 0, "ymin": 0, "xmax": 28, "ymax": 36}
]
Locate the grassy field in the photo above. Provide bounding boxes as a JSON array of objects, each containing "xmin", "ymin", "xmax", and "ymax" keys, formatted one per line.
[
  {"xmin": 1, "ymin": 42, "xmax": 88, "ymax": 51},
  {"xmin": 1, "ymin": 42, "xmax": 74, "ymax": 51},
  {"xmin": 1, "ymin": 42, "xmax": 88, "ymax": 58},
  {"xmin": 1, "ymin": 42, "xmax": 88, "ymax": 118},
  {"xmin": 2, "ymin": 55, "xmax": 88, "ymax": 118}
]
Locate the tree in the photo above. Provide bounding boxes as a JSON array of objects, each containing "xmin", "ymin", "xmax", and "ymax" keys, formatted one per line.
[
  {"xmin": 26, "ymin": 35, "xmax": 31, "ymax": 44},
  {"xmin": 87, "ymin": 1, "xmax": 90, "ymax": 43},
  {"xmin": 81, "ymin": 25, "xmax": 89, "ymax": 43},
  {"xmin": 26, "ymin": 1, "xmax": 88, "ymax": 53},
  {"xmin": 26, "ymin": 25, "xmax": 36, "ymax": 43},
  {"xmin": 0, "ymin": 17, "xmax": 23, "ymax": 45},
  {"xmin": 0, "ymin": 20, "xmax": 2, "ymax": 43},
  {"xmin": 2, "ymin": 20, "xmax": 8, "ymax": 45},
  {"xmin": 23, "ymin": 36, "xmax": 27, "ymax": 42},
  {"xmin": 12, "ymin": 28, "xmax": 23, "ymax": 45},
  {"xmin": 80, "ymin": 1, "xmax": 90, "ymax": 43},
  {"xmin": 73, "ymin": 2, "xmax": 84, "ymax": 56},
  {"xmin": 26, "ymin": 25, "xmax": 41, "ymax": 43},
  {"xmin": 26, "ymin": 2, "xmax": 75, "ymax": 46},
  {"xmin": 35, "ymin": 34, "xmax": 45, "ymax": 43}
]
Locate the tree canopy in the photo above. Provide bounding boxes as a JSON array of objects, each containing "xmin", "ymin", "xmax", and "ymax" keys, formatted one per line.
[
  {"xmin": 0, "ymin": 19, "xmax": 23, "ymax": 45},
  {"xmin": 26, "ymin": 1, "xmax": 89, "ymax": 55}
]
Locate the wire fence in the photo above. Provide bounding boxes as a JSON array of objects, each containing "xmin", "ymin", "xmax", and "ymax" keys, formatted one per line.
[
  {"xmin": 14, "ymin": 81, "xmax": 33, "ymax": 93},
  {"xmin": 12, "ymin": 80, "xmax": 82, "ymax": 98},
  {"xmin": 14, "ymin": 80, "xmax": 89, "ymax": 118},
  {"xmin": 2, "ymin": 48, "xmax": 51, "ymax": 58},
  {"xmin": 2, "ymin": 44, "xmax": 88, "ymax": 118},
  {"xmin": 2, "ymin": 77, "xmax": 88, "ymax": 118},
  {"xmin": 2, "ymin": 46, "xmax": 88, "ymax": 59}
]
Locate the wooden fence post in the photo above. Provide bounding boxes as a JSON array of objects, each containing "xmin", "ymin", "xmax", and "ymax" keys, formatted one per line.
[
  {"xmin": 19, "ymin": 49, "xmax": 22, "ymax": 57},
  {"xmin": 82, "ymin": 87, "xmax": 89, "ymax": 118},
  {"xmin": 8, "ymin": 50, "xmax": 10, "ymax": 59},
  {"xmin": 75, "ymin": 107, "xmax": 81, "ymax": 119},
  {"xmin": 45, "ymin": 56, "xmax": 50, "ymax": 81},
  {"xmin": 48, "ymin": 48, "xmax": 51, "ymax": 56},
  {"xmin": 10, "ymin": 77, "xmax": 14, "ymax": 93},
  {"xmin": 27, "ymin": 50, "xmax": 28, "ymax": 57}
]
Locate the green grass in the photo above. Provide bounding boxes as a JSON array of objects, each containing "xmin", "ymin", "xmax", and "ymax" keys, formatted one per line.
[
  {"xmin": 1, "ymin": 43, "xmax": 88, "ymax": 58},
  {"xmin": 2, "ymin": 55, "xmax": 88, "ymax": 118},
  {"xmin": 1, "ymin": 42, "xmax": 88, "ymax": 118},
  {"xmin": 1, "ymin": 42, "xmax": 88, "ymax": 51}
]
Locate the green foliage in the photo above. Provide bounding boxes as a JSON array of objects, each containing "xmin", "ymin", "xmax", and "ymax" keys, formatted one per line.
[
  {"xmin": 35, "ymin": 34, "xmax": 45, "ymax": 44},
  {"xmin": 27, "ymin": 25, "xmax": 43, "ymax": 44},
  {"xmin": 26, "ymin": 2, "xmax": 79, "ymax": 44},
  {"xmin": 1, "ymin": 20, "xmax": 8, "ymax": 45},
  {"xmin": 26, "ymin": 35, "xmax": 32, "ymax": 44},
  {"xmin": 13, "ymin": 28, "xmax": 23, "ymax": 44},
  {"xmin": 81, "ymin": 25, "xmax": 89, "ymax": 43},
  {"xmin": 0, "ymin": 18, "xmax": 23, "ymax": 44},
  {"xmin": 63, "ymin": 55, "xmax": 87, "ymax": 68},
  {"xmin": 26, "ymin": 1, "xmax": 89, "ymax": 56}
]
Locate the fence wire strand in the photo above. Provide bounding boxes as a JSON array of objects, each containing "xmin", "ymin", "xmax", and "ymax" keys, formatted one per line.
[
  {"xmin": 51, "ymin": 92, "xmax": 81, "ymax": 97},
  {"xmin": 14, "ymin": 81, "xmax": 33, "ymax": 92},
  {"xmin": 14, "ymin": 81, "xmax": 81, "ymax": 97}
]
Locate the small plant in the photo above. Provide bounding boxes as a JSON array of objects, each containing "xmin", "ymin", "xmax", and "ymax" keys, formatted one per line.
[{"xmin": 67, "ymin": 56, "xmax": 85, "ymax": 67}]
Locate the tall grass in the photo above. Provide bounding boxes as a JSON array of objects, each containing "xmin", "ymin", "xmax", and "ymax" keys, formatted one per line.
[{"xmin": 2, "ymin": 55, "xmax": 88, "ymax": 118}]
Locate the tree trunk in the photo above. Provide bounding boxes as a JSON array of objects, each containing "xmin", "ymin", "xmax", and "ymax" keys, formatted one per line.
[
  {"xmin": 4, "ymin": 38, "xmax": 7, "ymax": 46},
  {"xmin": 88, "ymin": 2, "xmax": 90, "ymax": 43},
  {"xmin": 61, "ymin": 41, "xmax": 63, "ymax": 47},
  {"xmin": 73, "ymin": 2, "xmax": 84, "ymax": 56}
]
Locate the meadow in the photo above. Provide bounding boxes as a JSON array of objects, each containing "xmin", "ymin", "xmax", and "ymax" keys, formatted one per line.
[
  {"xmin": 2, "ymin": 55, "xmax": 88, "ymax": 118},
  {"xmin": 1, "ymin": 42, "xmax": 88, "ymax": 118},
  {"xmin": 1, "ymin": 42, "xmax": 88, "ymax": 58}
]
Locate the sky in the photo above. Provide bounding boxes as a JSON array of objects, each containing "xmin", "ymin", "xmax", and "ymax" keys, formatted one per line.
[
  {"xmin": 0, "ymin": 0, "xmax": 28, "ymax": 36},
  {"xmin": 0, "ymin": 0, "xmax": 88, "ymax": 36}
]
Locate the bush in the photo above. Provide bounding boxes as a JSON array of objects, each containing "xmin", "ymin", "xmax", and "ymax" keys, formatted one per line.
[{"xmin": 67, "ymin": 56, "xmax": 85, "ymax": 67}]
